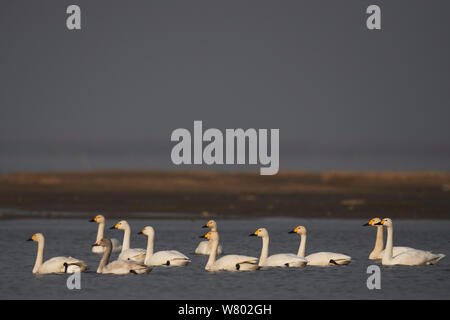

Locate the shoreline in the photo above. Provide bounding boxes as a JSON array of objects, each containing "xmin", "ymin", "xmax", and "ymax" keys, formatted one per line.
[{"xmin": 1, "ymin": 170, "xmax": 449, "ymax": 220}]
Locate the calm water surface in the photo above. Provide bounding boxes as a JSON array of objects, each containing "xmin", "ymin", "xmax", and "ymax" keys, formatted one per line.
[{"xmin": 0, "ymin": 218, "xmax": 449, "ymax": 299}]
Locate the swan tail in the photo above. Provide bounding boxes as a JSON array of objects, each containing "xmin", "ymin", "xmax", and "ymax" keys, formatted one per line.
[
  {"xmin": 428, "ymin": 253, "xmax": 445, "ymax": 265},
  {"xmin": 63, "ymin": 261, "xmax": 88, "ymax": 273}
]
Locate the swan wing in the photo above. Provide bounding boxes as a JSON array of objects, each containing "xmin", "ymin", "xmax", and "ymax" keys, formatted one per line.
[
  {"xmin": 146, "ymin": 250, "xmax": 190, "ymax": 266},
  {"xmin": 118, "ymin": 248, "xmax": 146, "ymax": 263},
  {"xmin": 195, "ymin": 241, "xmax": 223, "ymax": 255},
  {"xmin": 263, "ymin": 254, "xmax": 307, "ymax": 267},
  {"xmin": 306, "ymin": 252, "xmax": 352, "ymax": 266},
  {"xmin": 213, "ymin": 255, "xmax": 258, "ymax": 271},
  {"xmin": 103, "ymin": 260, "xmax": 151, "ymax": 274},
  {"xmin": 38, "ymin": 256, "xmax": 87, "ymax": 274},
  {"xmin": 390, "ymin": 249, "xmax": 445, "ymax": 266}
]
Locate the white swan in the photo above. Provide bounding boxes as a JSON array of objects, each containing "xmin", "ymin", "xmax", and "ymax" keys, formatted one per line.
[
  {"xmin": 201, "ymin": 231, "xmax": 259, "ymax": 271},
  {"xmin": 363, "ymin": 217, "xmax": 413, "ymax": 260},
  {"xmin": 90, "ymin": 215, "xmax": 122, "ymax": 254},
  {"xmin": 375, "ymin": 218, "xmax": 445, "ymax": 266},
  {"xmin": 250, "ymin": 228, "xmax": 307, "ymax": 268},
  {"xmin": 138, "ymin": 226, "xmax": 190, "ymax": 266},
  {"xmin": 93, "ymin": 238, "xmax": 151, "ymax": 274},
  {"xmin": 110, "ymin": 220, "xmax": 146, "ymax": 263},
  {"xmin": 289, "ymin": 226, "xmax": 352, "ymax": 266},
  {"xmin": 27, "ymin": 233, "xmax": 88, "ymax": 274},
  {"xmin": 195, "ymin": 220, "xmax": 223, "ymax": 255}
]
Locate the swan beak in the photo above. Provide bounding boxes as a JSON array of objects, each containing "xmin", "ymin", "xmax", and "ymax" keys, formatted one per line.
[
  {"xmin": 199, "ymin": 235, "xmax": 206, "ymax": 238},
  {"xmin": 288, "ymin": 230, "xmax": 296, "ymax": 234},
  {"xmin": 89, "ymin": 219, "xmax": 95, "ymax": 222},
  {"xmin": 374, "ymin": 222, "xmax": 383, "ymax": 225},
  {"xmin": 109, "ymin": 225, "xmax": 117, "ymax": 229},
  {"xmin": 137, "ymin": 231, "xmax": 143, "ymax": 235},
  {"xmin": 249, "ymin": 233, "xmax": 257, "ymax": 236},
  {"xmin": 201, "ymin": 224, "xmax": 208, "ymax": 228},
  {"xmin": 363, "ymin": 222, "xmax": 370, "ymax": 226},
  {"xmin": 91, "ymin": 243, "xmax": 99, "ymax": 247},
  {"xmin": 26, "ymin": 238, "xmax": 33, "ymax": 241}
]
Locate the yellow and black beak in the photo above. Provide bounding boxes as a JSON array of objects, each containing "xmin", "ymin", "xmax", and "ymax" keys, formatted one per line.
[
  {"xmin": 249, "ymin": 230, "xmax": 258, "ymax": 237},
  {"xmin": 26, "ymin": 238, "xmax": 33, "ymax": 241},
  {"xmin": 363, "ymin": 222, "xmax": 370, "ymax": 226},
  {"xmin": 200, "ymin": 232, "xmax": 210, "ymax": 239},
  {"xmin": 89, "ymin": 218, "xmax": 96, "ymax": 222},
  {"xmin": 202, "ymin": 224, "xmax": 208, "ymax": 228},
  {"xmin": 288, "ymin": 227, "xmax": 299, "ymax": 234},
  {"xmin": 374, "ymin": 221, "xmax": 384, "ymax": 225},
  {"xmin": 110, "ymin": 223, "xmax": 119, "ymax": 230},
  {"xmin": 137, "ymin": 229, "xmax": 145, "ymax": 235}
]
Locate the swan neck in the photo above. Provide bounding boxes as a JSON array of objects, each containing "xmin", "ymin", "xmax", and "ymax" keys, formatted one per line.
[
  {"xmin": 96, "ymin": 222, "xmax": 105, "ymax": 242},
  {"xmin": 384, "ymin": 225, "xmax": 394, "ymax": 261},
  {"xmin": 297, "ymin": 234, "xmax": 306, "ymax": 257},
  {"xmin": 259, "ymin": 235, "xmax": 269, "ymax": 265},
  {"xmin": 371, "ymin": 226, "xmax": 384, "ymax": 256},
  {"xmin": 33, "ymin": 238, "xmax": 45, "ymax": 273},
  {"xmin": 144, "ymin": 234, "xmax": 155, "ymax": 265},
  {"xmin": 121, "ymin": 226, "xmax": 131, "ymax": 251},
  {"xmin": 206, "ymin": 235, "xmax": 219, "ymax": 269},
  {"xmin": 97, "ymin": 244, "xmax": 112, "ymax": 273}
]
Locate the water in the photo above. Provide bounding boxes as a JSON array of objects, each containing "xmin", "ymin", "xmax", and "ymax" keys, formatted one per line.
[{"xmin": 0, "ymin": 217, "xmax": 449, "ymax": 299}]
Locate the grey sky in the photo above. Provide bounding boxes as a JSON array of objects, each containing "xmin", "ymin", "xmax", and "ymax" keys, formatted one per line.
[{"xmin": 0, "ymin": 1, "xmax": 449, "ymax": 172}]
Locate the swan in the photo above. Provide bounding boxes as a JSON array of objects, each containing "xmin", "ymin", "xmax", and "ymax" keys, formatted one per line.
[
  {"xmin": 195, "ymin": 220, "xmax": 223, "ymax": 255},
  {"xmin": 250, "ymin": 228, "xmax": 307, "ymax": 268},
  {"xmin": 27, "ymin": 233, "xmax": 88, "ymax": 274},
  {"xmin": 375, "ymin": 218, "xmax": 445, "ymax": 266},
  {"xmin": 363, "ymin": 217, "xmax": 413, "ymax": 260},
  {"xmin": 200, "ymin": 231, "xmax": 259, "ymax": 271},
  {"xmin": 92, "ymin": 238, "xmax": 151, "ymax": 274},
  {"xmin": 289, "ymin": 226, "xmax": 352, "ymax": 266},
  {"xmin": 138, "ymin": 226, "xmax": 190, "ymax": 266},
  {"xmin": 90, "ymin": 214, "xmax": 122, "ymax": 253},
  {"xmin": 110, "ymin": 220, "xmax": 146, "ymax": 263}
]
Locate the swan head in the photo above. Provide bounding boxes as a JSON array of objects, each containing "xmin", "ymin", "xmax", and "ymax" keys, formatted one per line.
[
  {"xmin": 92, "ymin": 237, "xmax": 112, "ymax": 248},
  {"xmin": 90, "ymin": 214, "xmax": 105, "ymax": 223},
  {"xmin": 138, "ymin": 226, "xmax": 155, "ymax": 237},
  {"xmin": 27, "ymin": 233, "xmax": 44, "ymax": 242},
  {"xmin": 111, "ymin": 220, "xmax": 129, "ymax": 230},
  {"xmin": 375, "ymin": 218, "xmax": 393, "ymax": 227},
  {"xmin": 202, "ymin": 220, "xmax": 217, "ymax": 230},
  {"xmin": 363, "ymin": 217, "xmax": 381, "ymax": 227},
  {"xmin": 289, "ymin": 226, "xmax": 306, "ymax": 235},
  {"xmin": 200, "ymin": 231, "xmax": 219, "ymax": 241},
  {"xmin": 250, "ymin": 228, "xmax": 268, "ymax": 238}
]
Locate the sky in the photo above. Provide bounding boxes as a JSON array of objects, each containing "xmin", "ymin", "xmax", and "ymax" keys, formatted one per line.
[{"xmin": 0, "ymin": 1, "xmax": 449, "ymax": 172}]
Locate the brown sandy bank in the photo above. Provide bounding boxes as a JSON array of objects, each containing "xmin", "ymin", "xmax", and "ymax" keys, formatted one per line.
[{"xmin": 0, "ymin": 170, "xmax": 449, "ymax": 219}]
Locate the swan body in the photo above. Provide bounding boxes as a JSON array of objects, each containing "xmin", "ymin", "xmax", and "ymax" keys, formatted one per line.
[
  {"xmin": 364, "ymin": 217, "xmax": 414, "ymax": 260},
  {"xmin": 139, "ymin": 226, "xmax": 190, "ymax": 266},
  {"xmin": 90, "ymin": 215, "xmax": 122, "ymax": 253},
  {"xmin": 111, "ymin": 220, "xmax": 146, "ymax": 263},
  {"xmin": 290, "ymin": 226, "xmax": 351, "ymax": 266},
  {"xmin": 27, "ymin": 233, "xmax": 88, "ymax": 274},
  {"xmin": 195, "ymin": 220, "xmax": 223, "ymax": 255},
  {"xmin": 201, "ymin": 231, "xmax": 259, "ymax": 271},
  {"xmin": 250, "ymin": 228, "xmax": 307, "ymax": 268},
  {"xmin": 93, "ymin": 238, "xmax": 151, "ymax": 274},
  {"xmin": 375, "ymin": 218, "xmax": 445, "ymax": 266}
]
